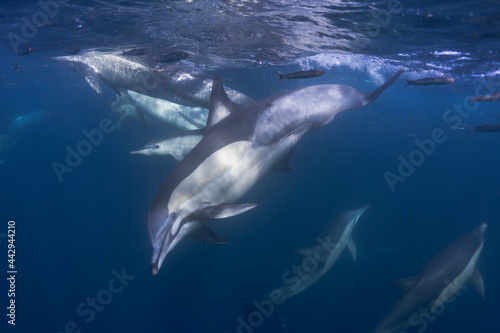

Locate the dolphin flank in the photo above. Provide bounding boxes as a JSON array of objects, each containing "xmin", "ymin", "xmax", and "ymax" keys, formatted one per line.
[{"xmin": 49, "ymin": 50, "xmax": 252, "ymax": 108}]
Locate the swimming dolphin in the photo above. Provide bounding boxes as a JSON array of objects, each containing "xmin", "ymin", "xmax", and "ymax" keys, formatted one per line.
[
  {"xmin": 49, "ymin": 51, "xmax": 252, "ymax": 108},
  {"xmin": 130, "ymin": 129, "xmax": 203, "ymax": 161},
  {"xmin": 148, "ymin": 69, "xmax": 403, "ymax": 275},
  {"xmin": 373, "ymin": 222, "xmax": 487, "ymax": 333},
  {"xmin": 277, "ymin": 204, "xmax": 370, "ymax": 299},
  {"xmin": 112, "ymin": 90, "xmax": 207, "ymax": 131},
  {"xmin": 1, "ymin": 111, "xmax": 56, "ymax": 154}
]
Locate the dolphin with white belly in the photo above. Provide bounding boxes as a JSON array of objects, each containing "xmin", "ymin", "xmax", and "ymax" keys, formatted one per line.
[
  {"xmin": 277, "ymin": 204, "xmax": 370, "ymax": 299},
  {"xmin": 49, "ymin": 51, "xmax": 252, "ymax": 108},
  {"xmin": 112, "ymin": 90, "xmax": 207, "ymax": 131},
  {"xmin": 131, "ymin": 129, "xmax": 203, "ymax": 160},
  {"xmin": 373, "ymin": 222, "xmax": 487, "ymax": 333},
  {"xmin": 148, "ymin": 69, "xmax": 403, "ymax": 275}
]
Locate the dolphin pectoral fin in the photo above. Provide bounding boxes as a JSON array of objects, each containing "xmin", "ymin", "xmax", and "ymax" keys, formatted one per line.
[
  {"xmin": 82, "ymin": 66, "xmax": 102, "ymax": 95},
  {"xmin": 186, "ymin": 203, "xmax": 257, "ymax": 222},
  {"xmin": 347, "ymin": 236, "xmax": 357, "ymax": 262},
  {"xmin": 190, "ymin": 225, "xmax": 228, "ymax": 245},
  {"xmin": 274, "ymin": 146, "xmax": 295, "ymax": 172},
  {"xmin": 391, "ymin": 276, "xmax": 420, "ymax": 294},
  {"xmin": 135, "ymin": 109, "xmax": 148, "ymax": 130},
  {"xmin": 171, "ymin": 152, "xmax": 185, "ymax": 161},
  {"xmin": 104, "ymin": 82, "xmax": 122, "ymax": 96},
  {"xmin": 205, "ymin": 203, "xmax": 258, "ymax": 220},
  {"xmin": 471, "ymin": 269, "xmax": 485, "ymax": 299}
]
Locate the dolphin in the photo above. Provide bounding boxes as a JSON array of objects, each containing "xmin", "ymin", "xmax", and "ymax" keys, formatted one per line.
[
  {"xmin": 111, "ymin": 90, "xmax": 208, "ymax": 131},
  {"xmin": 373, "ymin": 222, "xmax": 487, "ymax": 333},
  {"xmin": 49, "ymin": 51, "xmax": 253, "ymax": 108},
  {"xmin": 148, "ymin": 69, "xmax": 403, "ymax": 275},
  {"xmin": 130, "ymin": 129, "xmax": 204, "ymax": 161},
  {"xmin": 278, "ymin": 204, "xmax": 370, "ymax": 299},
  {"xmin": 1, "ymin": 111, "xmax": 56, "ymax": 154}
]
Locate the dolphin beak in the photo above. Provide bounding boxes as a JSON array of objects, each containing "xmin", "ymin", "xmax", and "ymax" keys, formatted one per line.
[
  {"xmin": 150, "ymin": 218, "xmax": 174, "ymax": 275},
  {"xmin": 357, "ymin": 203, "xmax": 371, "ymax": 218}
]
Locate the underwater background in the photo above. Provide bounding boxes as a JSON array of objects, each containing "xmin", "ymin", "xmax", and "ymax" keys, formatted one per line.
[{"xmin": 0, "ymin": 0, "xmax": 499, "ymax": 332}]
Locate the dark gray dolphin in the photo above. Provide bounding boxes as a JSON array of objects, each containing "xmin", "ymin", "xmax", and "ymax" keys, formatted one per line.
[
  {"xmin": 148, "ymin": 69, "xmax": 403, "ymax": 275},
  {"xmin": 49, "ymin": 51, "xmax": 252, "ymax": 108},
  {"xmin": 373, "ymin": 222, "xmax": 487, "ymax": 333},
  {"xmin": 277, "ymin": 204, "xmax": 370, "ymax": 299}
]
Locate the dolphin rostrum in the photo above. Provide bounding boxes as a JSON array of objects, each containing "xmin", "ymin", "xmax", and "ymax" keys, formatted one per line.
[
  {"xmin": 373, "ymin": 222, "xmax": 487, "ymax": 333},
  {"xmin": 49, "ymin": 51, "xmax": 252, "ymax": 108},
  {"xmin": 148, "ymin": 69, "xmax": 403, "ymax": 275},
  {"xmin": 277, "ymin": 204, "xmax": 370, "ymax": 299}
]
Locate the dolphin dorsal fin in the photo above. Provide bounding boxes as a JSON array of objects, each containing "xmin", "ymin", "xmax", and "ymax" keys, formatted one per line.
[
  {"xmin": 207, "ymin": 75, "xmax": 238, "ymax": 129},
  {"xmin": 391, "ymin": 276, "xmax": 420, "ymax": 294}
]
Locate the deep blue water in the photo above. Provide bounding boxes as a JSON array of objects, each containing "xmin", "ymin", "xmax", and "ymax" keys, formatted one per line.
[{"xmin": 1, "ymin": 1, "xmax": 500, "ymax": 333}]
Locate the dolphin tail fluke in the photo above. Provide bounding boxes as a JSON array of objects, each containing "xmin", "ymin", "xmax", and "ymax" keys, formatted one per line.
[
  {"xmin": 471, "ymin": 268, "xmax": 485, "ymax": 299},
  {"xmin": 275, "ymin": 71, "xmax": 283, "ymax": 83},
  {"xmin": 364, "ymin": 69, "xmax": 405, "ymax": 105}
]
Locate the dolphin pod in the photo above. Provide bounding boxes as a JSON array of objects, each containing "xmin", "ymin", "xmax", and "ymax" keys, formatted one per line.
[
  {"xmin": 373, "ymin": 223, "xmax": 487, "ymax": 333},
  {"xmin": 147, "ymin": 69, "xmax": 404, "ymax": 275},
  {"xmin": 46, "ymin": 49, "xmax": 487, "ymax": 330},
  {"xmin": 49, "ymin": 51, "xmax": 252, "ymax": 108}
]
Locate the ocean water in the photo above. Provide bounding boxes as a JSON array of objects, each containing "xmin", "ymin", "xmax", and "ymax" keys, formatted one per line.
[{"xmin": 0, "ymin": 1, "xmax": 499, "ymax": 332}]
